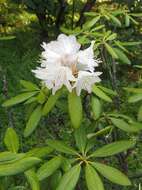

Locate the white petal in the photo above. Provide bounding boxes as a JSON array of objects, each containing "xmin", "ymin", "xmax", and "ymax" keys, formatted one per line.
[
  {"xmin": 74, "ymin": 71, "xmax": 101, "ymax": 96},
  {"xmin": 57, "ymin": 34, "xmax": 81, "ymax": 54},
  {"xmin": 77, "ymin": 42, "xmax": 101, "ymax": 72}
]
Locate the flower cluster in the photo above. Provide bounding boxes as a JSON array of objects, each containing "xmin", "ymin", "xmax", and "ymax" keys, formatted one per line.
[{"xmin": 32, "ymin": 34, "xmax": 102, "ymax": 95}]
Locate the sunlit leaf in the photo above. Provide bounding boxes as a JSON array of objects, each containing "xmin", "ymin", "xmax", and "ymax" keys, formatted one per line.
[
  {"xmin": 2, "ymin": 92, "xmax": 37, "ymax": 107},
  {"xmin": 0, "ymin": 157, "xmax": 41, "ymax": 176},
  {"xmin": 37, "ymin": 156, "xmax": 62, "ymax": 181},
  {"xmin": 46, "ymin": 140, "xmax": 78, "ymax": 155},
  {"xmin": 92, "ymin": 162, "xmax": 131, "ymax": 186},
  {"xmin": 85, "ymin": 164, "xmax": 104, "ymax": 190},
  {"xmin": 90, "ymin": 140, "xmax": 135, "ymax": 157},
  {"xmin": 25, "ymin": 169, "xmax": 40, "ymax": 190},
  {"xmin": 56, "ymin": 164, "xmax": 81, "ymax": 190},
  {"xmin": 68, "ymin": 91, "xmax": 82, "ymax": 128},
  {"xmin": 24, "ymin": 105, "xmax": 42, "ymax": 137},
  {"xmin": 4, "ymin": 128, "xmax": 19, "ymax": 153}
]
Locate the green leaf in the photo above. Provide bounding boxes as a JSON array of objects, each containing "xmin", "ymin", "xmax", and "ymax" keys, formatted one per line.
[
  {"xmin": 85, "ymin": 164, "xmax": 104, "ymax": 190},
  {"xmin": 0, "ymin": 36, "xmax": 16, "ymax": 40},
  {"xmin": 2, "ymin": 92, "xmax": 37, "ymax": 107},
  {"xmin": 26, "ymin": 146, "xmax": 53, "ymax": 159},
  {"xmin": 114, "ymin": 41, "xmax": 129, "ymax": 53},
  {"xmin": 0, "ymin": 152, "xmax": 18, "ymax": 162},
  {"xmin": 104, "ymin": 43, "xmax": 118, "ymax": 59},
  {"xmin": 37, "ymin": 156, "xmax": 62, "ymax": 181},
  {"xmin": 25, "ymin": 169, "xmax": 40, "ymax": 190},
  {"xmin": 108, "ymin": 14, "xmax": 121, "ymax": 27},
  {"xmin": 92, "ymin": 85, "xmax": 112, "ymax": 102},
  {"xmin": 90, "ymin": 140, "xmax": 135, "ymax": 158},
  {"xmin": 110, "ymin": 117, "xmax": 141, "ymax": 133},
  {"xmin": 106, "ymin": 33, "xmax": 117, "ymax": 41},
  {"xmin": 138, "ymin": 105, "xmax": 142, "ymax": 122},
  {"xmin": 20, "ymin": 80, "xmax": 39, "ymax": 91},
  {"xmin": 125, "ymin": 14, "xmax": 130, "ymax": 27},
  {"xmin": 124, "ymin": 87, "xmax": 142, "ymax": 93},
  {"xmin": 0, "ymin": 153, "xmax": 25, "ymax": 165},
  {"xmin": 97, "ymin": 85, "xmax": 117, "ymax": 96},
  {"xmin": 4, "ymin": 128, "xmax": 19, "ymax": 153},
  {"xmin": 74, "ymin": 126, "xmax": 87, "ymax": 153},
  {"xmin": 61, "ymin": 157, "xmax": 71, "ymax": 172},
  {"xmin": 68, "ymin": 91, "xmax": 83, "ymax": 128},
  {"xmin": 113, "ymin": 48, "xmax": 131, "ymax": 65},
  {"xmin": 92, "ymin": 162, "xmax": 131, "ymax": 186},
  {"xmin": 24, "ymin": 105, "xmax": 42, "ymax": 137},
  {"xmin": 121, "ymin": 41, "xmax": 141, "ymax": 46},
  {"xmin": 0, "ymin": 157, "xmax": 41, "ymax": 177},
  {"xmin": 50, "ymin": 170, "xmax": 62, "ymax": 189},
  {"xmin": 83, "ymin": 16, "xmax": 101, "ymax": 29},
  {"xmin": 87, "ymin": 126, "xmax": 112, "ymax": 139},
  {"xmin": 56, "ymin": 164, "xmax": 81, "ymax": 190},
  {"xmin": 46, "ymin": 140, "xmax": 78, "ymax": 155},
  {"xmin": 42, "ymin": 90, "xmax": 61, "ymax": 116},
  {"xmin": 91, "ymin": 96, "xmax": 102, "ymax": 120},
  {"xmin": 36, "ymin": 91, "xmax": 46, "ymax": 104},
  {"xmin": 128, "ymin": 94, "xmax": 142, "ymax": 103}
]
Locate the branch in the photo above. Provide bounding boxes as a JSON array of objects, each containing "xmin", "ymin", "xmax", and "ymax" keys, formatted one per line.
[
  {"xmin": 76, "ymin": 0, "xmax": 97, "ymax": 27},
  {"xmin": 2, "ymin": 74, "xmax": 14, "ymax": 128},
  {"xmin": 56, "ymin": 0, "xmax": 67, "ymax": 29}
]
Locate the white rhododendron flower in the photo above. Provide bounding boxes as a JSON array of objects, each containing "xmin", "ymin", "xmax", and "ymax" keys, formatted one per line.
[{"xmin": 32, "ymin": 34, "xmax": 102, "ymax": 95}]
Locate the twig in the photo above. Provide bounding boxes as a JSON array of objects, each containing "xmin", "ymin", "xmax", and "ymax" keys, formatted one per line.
[
  {"xmin": 76, "ymin": 0, "xmax": 96, "ymax": 27},
  {"xmin": 56, "ymin": 0, "xmax": 67, "ymax": 29},
  {"xmin": 2, "ymin": 74, "xmax": 14, "ymax": 128}
]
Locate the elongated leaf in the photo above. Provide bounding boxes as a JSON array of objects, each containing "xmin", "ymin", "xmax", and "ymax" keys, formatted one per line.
[
  {"xmin": 20, "ymin": 80, "xmax": 39, "ymax": 91},
  {"xmin": 42, "ymin": 90, "xmax": 61, "ymax": 116},
  {"xmin": 0, "ymin": 157, "xmax": 41, "ymax": 176},
  {"xmin": 104, "ymin": 43, "xmax": 118, "ymax": 59},
  {"xmin": 87, "ymin": 126, "xmax": 112, "ymax": 139},
  {"xmin": 109, "ymin": 14, "xmax": 121, "ymax": 27},
  {"xmin": 91, "ymin": 96, "xmax": 102, "ymax": 120},
  {"xmin": 26, "ymin": 146, "xmax": 53, "ymax": 159},
  {"xmin": 114, "ymin": 41, "xmax": 129, "ymax": 53},
  {"xmin": 0, "ymin": 152, "xmax": 17, "ymax": 162},
  {"xmin": 56, "ymin": 164, "xmax": 81, "ymax": 190},
  {"xmin": 37, "ymin": 91, "xmax": 46, "ymax": 104},
  {"xmin": 92, "ymin": 162, "xmax": 131, "ymax": 186},
  {"xmin": 37, "ymin": 156, "xmax": 62, "ymax": 181},
  {"xmin": 50, "ymin": 170, "xmax": 62, "ymax": 189},
  {"xmin": 83, "ymin": 16, "xmax": 101, "ymax": 29},
  {"xmin": 124, "ymin": 87, "xmax": 142, "ymax": 93},
  {"xmin": 24, "ymin": 105, "xmax": 42, "ymax": 137},
  {"xmin": 61, "ymin": 157, "xmax": 71, "ymax": 172},
  {"xmin": 85, "ymin": 164, "xmax": 104, "ymax": 190},
  {"xmin": 113, "ymin": 48, "xmax": 131, "ymax": 64},
  {"xmin": 90, "ymin": 140, "xmax": 135, "ymax": 157},
  {"xmin": 106, "ymin": 33, "xmax": 117, "ymax": 41},
  {"xmin": 4, "ymin": 128, "xmax": 19, "ymax": 153},
  {"xmin": 121, "ymin": 41, "xmax": 141, "ymax": 46},
  {"xmin": 74, "ymin": 126, "xmax": 87, "ymax": 153},
  {"xmin": 68, "ymin": 91, "xmax": 82, "ymax": 128},
  {"xmin": 125, "ymin": 14, "xmax": 130, "ymax": 27},
  {"xmin": 92, "ymin": 85, "xmax": 112, "ymax": 102},
  {"xmin": 110, "ymin": 117, "xmax": 141, "ymax": 132},
  {"xmin": 2, "ymin": 92, "xmax": 37, "ymax": 107},
  {"xmin": 128, "ymin": 94, "xmax": 142, "ymax": 103},
  {"xmin": 138, "ymin": 105, "xmax": 142, "ymax": 122},
  {"xmin": 0, "ymin": 153, "xmax": 25, "ymax": 165},
  {"xmin": 97, "ymin": 85, "xmax": 117, "ymax": 96},
  {"xmin": 46, "ymin": 140, "xmax": 78, "ymax": 155},
  {"xmin": 25, "ymin": 169, "xmax": 40, "ymax": 190}
]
